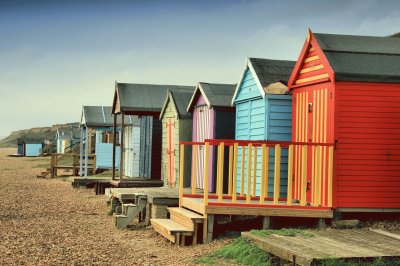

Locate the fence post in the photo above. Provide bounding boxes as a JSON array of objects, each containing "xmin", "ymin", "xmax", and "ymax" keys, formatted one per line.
[
  {"xmin": 232, "ymin": 143, "xmax": 238, "ymax": 204},
  {"xmin": 273, "ymin": 144, "xmax": 281, "ymax": 205},
  {"xmin": 228, "ymin": 145, "xmax": 233, "ymax": 196},
  {"xmin": 287, "ymin": 145, "xmax": 293, "ymax": 206},
  {"xmin": 246, "ymin": 144, "xmax": 252, "ymax": 204},
  {"xmin": 204, "ymin": 142, "xmax": 209, "ymax": 207},
  {"xmin": 217, "ymin": 142, "xmax": 224, "ymax": 203},
  {"xmin": 179, "ymin": 144, "xmax": 185, "ymax": 208},
  {"xmin": 252, "ymin": 146, "xmax": 258, "ymax": 198},
  {"xmin": 260, "ymin": 144, "xmax": 266, "ymax": 205},
  {"xmin": 240, "ymin": 146, "xmax": 245, "ymax": 197},
  {"xmin": 192, "ymin": 145, "xmax": 198, "ymax": 195}
]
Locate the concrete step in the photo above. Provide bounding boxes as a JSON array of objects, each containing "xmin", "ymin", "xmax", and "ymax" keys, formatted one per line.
[
  {"xmin": 151, "ymin": 218, "xmax": 193, "ymax": 244},
  {"xmin": 168, "ymin": 207, "xmax": 204, "ymax": 230}
]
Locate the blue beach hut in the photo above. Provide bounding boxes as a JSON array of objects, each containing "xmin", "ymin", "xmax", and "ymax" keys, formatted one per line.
[{"xmin": 232, "ymin": 58, "xmax": 295, "ymax": 197}]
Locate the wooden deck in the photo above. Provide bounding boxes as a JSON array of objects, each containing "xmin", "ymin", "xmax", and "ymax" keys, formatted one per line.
[
  {"xmin": 242, "ymin": 229, "xmax": 400, "ymax": 266},
  {"xmin": 181, "ymin": 196, "xmax": 333, "ymax": 218}
]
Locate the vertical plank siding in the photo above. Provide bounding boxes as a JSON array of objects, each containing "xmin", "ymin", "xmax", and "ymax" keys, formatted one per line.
[
  {"xmin": 123, "ymin": 125, "xmax": 140, "ymax": 178},
  {"xmin": 25, "ymin": 144, "xmax": 43, "ymax": 157},
  {"xmin": 335, "ymin": 82, "xmax": 400, "ymax": 208}
]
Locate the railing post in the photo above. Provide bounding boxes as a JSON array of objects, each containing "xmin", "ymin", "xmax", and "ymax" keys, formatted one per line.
[
  {"xmin": 217, "ymin": 142, "xmax": 224, "ymax": 203},
  {"xmin": 232, "ymin": 143, "xmax": 238, "ymax": 204},
  {"xmin": 273, "ymin": 144, "xmax": 281, "ymax": 205},
  {"xmin": 301, "ymin": 145, "xmax": 307, "ymax": 206},
  {"xmin": 204, "ymin": 142, "xmax": 209, "ymax": 207},
  {"xmin": 286, "ymin": 145, "xmax": 293, "ymax": 206},
  {"xmin": 191, "ymin": 145, "xmax": 198, "ymax": 195},
  {"xmin": 179, "ymin": 144, "xmax": 184, "ymax": 208},
  {"xmin": 246, "ymin": 144, "xmax": 252, "ymax": 204},
  {"xmin": 328, "ymin": 146, "xmax": 334, "ymax": 207},
  {"xmin": 315, "ymin": 146, "xmax": 322, "ymax": 206},
  {"xmin": 252, "ymin": 146, "xmax": 258, "ymax": 198},
  {"xmin": 240, "ymin": 145, "xmax": 245, "ymax": 197},
  {"xmin": 260, "ymin": 144, "xmax": 266, "ymax": 205},
  {"xmin": 228, "ymin": 145, "xmax": 233, "ymax": 196}
]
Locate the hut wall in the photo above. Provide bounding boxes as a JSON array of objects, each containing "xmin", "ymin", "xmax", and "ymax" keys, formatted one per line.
[
  {"xmin": 335, "ymin": 81, "xmax": 400, "ymax": 209},
  {"xmin": 25, "ymin": 144, "xmax": 42, "ymax": 157}
]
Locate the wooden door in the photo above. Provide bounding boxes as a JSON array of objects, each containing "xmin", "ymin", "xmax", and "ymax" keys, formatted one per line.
[{"xmin": 167, "ymin": 118, "xmax": 175, "ymax": 186}]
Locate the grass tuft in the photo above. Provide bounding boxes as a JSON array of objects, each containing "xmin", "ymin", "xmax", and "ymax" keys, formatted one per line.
[
  {"xmin": 250, "ymin": 228, "xmax": 314, "ymax": 238},
  {"xmin": 194, "ymin": 237, "xmax": 271, "ymax": 266}
]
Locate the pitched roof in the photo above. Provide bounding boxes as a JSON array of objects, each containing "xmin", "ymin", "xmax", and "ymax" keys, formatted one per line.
[
  {"xmin": 232, "ymin": 58, "xmax": 295, "ymax": 104},
  {"xmin": 81, "ymin": 106, "xmax": 138, "ymax": 127},
  {"xmin": 187, "ymin": 82, "xmax": 236, "ymax": 112},
  {"xmin": 114, "ymin": 83, "xmax": 195, "ymax": 114},
  {"xmin": 159, "ymin": 90, "xmax": 193, "ymax": 119},
  {"xmin": 314, "ymin": 33, "xmax": 400, "ymax": 82},
  {"xmin": 249, "ymin": 58, "xmax": 296, "ymax": 87}
]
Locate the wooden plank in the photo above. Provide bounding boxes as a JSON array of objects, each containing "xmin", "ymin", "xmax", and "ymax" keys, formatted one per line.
[
  {"xmin": 369, "ymin": 229, "xmax": 400, "ymax": 241},
  {"xmin": 286, "ymin": 145, "xmax": 293, "ymax": 206},
  {"xmin": 232, "ymin": 144, "xmax": 238, "ymax": 203},
  {"xmin": 240, "ymin": 145, "xmax": 245, "ymax": 196},
  {"xmin": 246, "ymin": 144, "xmax": 252, "ymax": 204},
  {"xmin": 179, "ymin": 144, "xmax": 184, "ymax": 207},
  {"xmin": 228, "ymin": 145, "xmax": 233, "ymax": 196},
  {"xmin": 260, "ymin": 144, "xmax": 266, "ymax": 204},
  {"xmin": 300, "ymin": 64, "xmax": 324, "ymax": 74},
  {"xmin": 295, "ymin": 73, "xmax": 329, "ymax": 85},
  {"xmin": 182, "ymin": 197, "xmax": 205, "ymax": 214},
  {"xmin": 192, "ymin": 145, "xmax": 198, "ymax": 194},
  {"xmin": 252, "ymin": 146, "xmax": 258, "ymax": 198},
  {"xmin": 204, "ymin": 142, "xmax": 209, "ymax": 206}
]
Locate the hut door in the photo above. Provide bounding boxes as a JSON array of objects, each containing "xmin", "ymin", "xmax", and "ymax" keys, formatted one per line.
[
  {"xmin": 124, "ymin": 127, "xmax": 133, "ymax": 178},
  {"xmin": 193, "ymin": 105, "xmax": 215, "ymax": 192},
  {"xmin": 140, "ymin": 116, "xmax": 153, "ymax": 179},
  {"xmin": 167, "ymin": 118, "xmax": 175, "ymax": 187}
]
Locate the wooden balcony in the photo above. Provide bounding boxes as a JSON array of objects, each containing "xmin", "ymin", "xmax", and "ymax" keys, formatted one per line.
[{"xmin": 178, "ymin": 139, "xmax": 335, "ymax": 219}]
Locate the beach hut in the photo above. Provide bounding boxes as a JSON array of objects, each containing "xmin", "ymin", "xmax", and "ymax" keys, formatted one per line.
[
  {"xmin": 17, "ymin": 138, "xmax": 44, "ymax": 157},
  {"xmin": 55, "ymin": 123, "xmax": 80, "ymax": 154},
  {"xmin": 112, "ymin": 83, "xmax": 195, "ymax": 181},
  {"xmin": 288, "ymin": 30, "xmax": 400, "ymax": 210},
  {"xmin": 159, "ymin": 90, "xmax": 193, "ymax": 187},
  {"xmin": 187, "ymin": 82, "xmax": 236, "ymax": 192},
  {"xmin": 80, "ymin": 106, "xmax": 135, "ymax": 176},
  {"xmin": 232, "ymin": 58, "xmax": 295, "ymax": 197}
]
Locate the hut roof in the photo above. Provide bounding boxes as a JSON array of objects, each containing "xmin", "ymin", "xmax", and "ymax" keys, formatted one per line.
[
  {"xmin": 81, "ymin": 106, "xmax": 138, "ymax": 128},
  {"xmin": 160, "ymin": 90, "xmax": 193, "ymax": 119},
  {"xmin": 17, "ymin": 138, "xmax": 44, "ymax": 144},
  {"xmin": 113, "ymin": 83, "xmax": 194, "ymax": 115},
  {"xmin": 232, "ymin": 58, "xmax": 295, "ymax": 104},
  {"xmin": 187, "ymin": 82, "xmax": 236, "ymax": 112},
  {"xmin": 314, "ymin": 33, "xmax": 400, "ymax": 82}
]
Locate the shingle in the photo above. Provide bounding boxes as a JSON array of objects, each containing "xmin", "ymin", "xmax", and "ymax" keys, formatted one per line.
[
  {"xmin": 82, "ymin": 106, "xmax": 138, "ymax": 127},
  {"xmin": 169, "ymin": 91, "xmax": 193, "ymax": 118},
  {"xmin": 199, "ymin": 82, "xmax": 237, "ymax": 107}
]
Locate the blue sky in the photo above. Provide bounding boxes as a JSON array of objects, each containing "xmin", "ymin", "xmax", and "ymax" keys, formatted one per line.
[{"xmin": 0, "ymin": 0, "xmax": 399, "ymax": 136}]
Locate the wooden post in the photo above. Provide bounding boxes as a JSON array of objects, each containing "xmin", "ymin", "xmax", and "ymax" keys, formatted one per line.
[
  {"xmin": 327, "ymin": 146, "xmax": 334, "ymax": 207},
  {"xmin": 84, "ymin": 127, "xmax": 89, "ymax": 177},
  {"xmin": 179, "ymin": 144, "xmax": 184, "ymax": 207},
  {"xmin": 246, "ymin": 144, "xmax": 252, "ymax": 204},
  {"xmin": 112, "ymin": 113, "xmax": 117, "ymax": 180},
  {"xmin": 119, "ymin": 112, "xmax": 125, "ymax": 180},
  {"xmin": 191, "ymin": 145, "xmax": 197, "ymax": 195},
  {"xmin": 286, "ymin": 145, "xmax": 293, "ymax": 206},
  {"xmin": 273, "ymin": 144, "xmax": 281, "ymax": 205},
  {"xmin": 232, "ymin": 143, "xmax": 238, "ymax": 204},
  {"xmin": 263, "ymin": 216, "xmax": 271, "ymax": 229},
  {"xmin": 192, "ymin": 224, "xmax": 198, "ymax": 246},
  {"xmin": 79, "ymin": 126, "xmax": 83, "ymax": 177},
  {"xmin": 260, "ymin": 144, "xmax": 266, "ymax": 204},
  {"xmin": 202, "ymin": 214, "xmax": 208, "ymax": 244},
  {"xmin": 228, "ymin": 145, "xmax": 233, "ymax": 196},
  {"xmin": 265, "ymin": 147, "xmax": 269, "ymax": 198},
  {"xmin": 301, "ymin": 145, "xmax": 307, "ymax": 206},
  {"xmin": 216, "ymin": 144, "xmax": 221, "ymax": 201},
  {"xmin": 218, "ymin": 142, "xmax": 224, "ymax": 203},
  {"xmin": 206, "ymin": 214, "xmax": 214, "ymax": 243},
  {"xmin": 240, "ymin": 145, "xmax": 245, "ymax": 197},
  {"xmin": 315, "ymin": 146, "xmax": 322, "ymax": 206},
  {"xmin": 252, "ymin": 146, "xmax": 258, "ymax": 198},
  {"xmin": 204, "ymin": 142, "xmax": 209, "ymax": 207}
]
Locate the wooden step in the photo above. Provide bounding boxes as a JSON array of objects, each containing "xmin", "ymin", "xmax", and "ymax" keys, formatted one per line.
[
  {"xmin": 151, "ymin": 219, "xmax": 193, "ymax": 244},
  {"xmin": 168, "ymin": 207, "xmax": 204, "ymax": 230}
]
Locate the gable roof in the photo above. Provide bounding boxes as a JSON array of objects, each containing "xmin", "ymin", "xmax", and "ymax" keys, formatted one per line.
[
  {"xmin": 232, "ymin": 58, "xmax": 295, "ymax": 104},
  {"xmin": 56, "ymin": 124, "xmax": 81, "ymax": 140},
  {"xmin": 187, "ymin": 82, "xmax": 236, "ymax": 112},
  {"xmin": 113, "ymin": 83, "xmax": 194, "ymax": 115},
  {"xmin": 81, "ymin": 106, "xmax": 138, "ymax": 127},
  {"xmin": 159, "ymin": 90, "xmax": 193, "ymax": 119},
  {"xmin": 290, "ymin": 31, "xmax": 400, "ymax": 86}
]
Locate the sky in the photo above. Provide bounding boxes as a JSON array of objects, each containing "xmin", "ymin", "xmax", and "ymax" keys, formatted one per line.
[{"xmin": 0, "ymin": 0, "xmax": 399, "ymax": 136}]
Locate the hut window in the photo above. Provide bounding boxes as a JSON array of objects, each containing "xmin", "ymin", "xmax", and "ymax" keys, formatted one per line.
[{"xmin": 101, "ymin": 131, "xmax": 119, "ymax": 144}]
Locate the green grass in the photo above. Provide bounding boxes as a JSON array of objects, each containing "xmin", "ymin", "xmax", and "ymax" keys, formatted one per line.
[
  {"xmin": 250, "ymin": 228, "xmax": 314, "ymax": 238},
  {"xmin": 321, "ymin": 257, "xmax": 400, "ymax": 266},
  {"xmin": 194, "ymin": 237, "xmax": 271, "ymax": 266}
]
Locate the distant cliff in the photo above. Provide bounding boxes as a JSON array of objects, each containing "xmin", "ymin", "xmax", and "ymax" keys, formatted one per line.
[{"xmin": 0, "ymin": 123, "xmax": 79, "ymax": 148}]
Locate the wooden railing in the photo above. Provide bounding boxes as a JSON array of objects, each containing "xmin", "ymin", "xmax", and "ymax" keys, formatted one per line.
[
  {"xmin": 50, "ymin": 153, "xmax": 96, "ymax": 178},
  {"xmin": 179, "ymin": 140, "xmax": 334, "ymax": 209}
]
